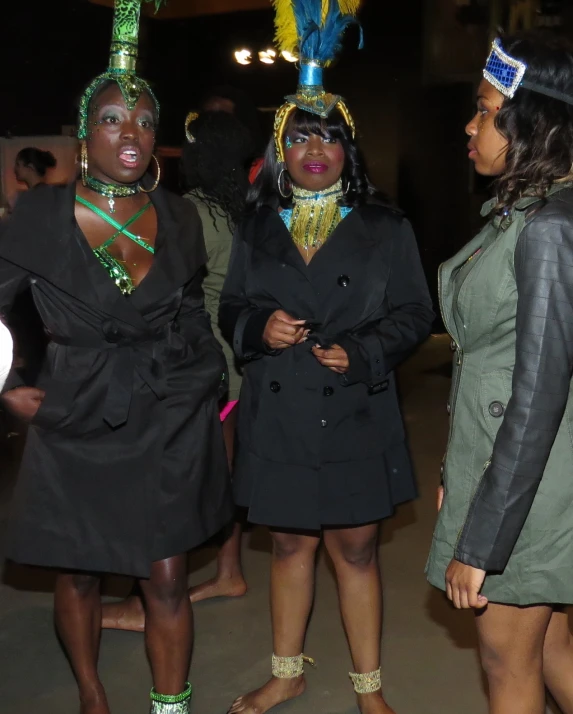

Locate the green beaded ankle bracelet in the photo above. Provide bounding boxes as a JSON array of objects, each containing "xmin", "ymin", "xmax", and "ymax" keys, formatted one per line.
[{"xmin": 150, "ymin": 682, "xmax": 192, "ymax": 703}]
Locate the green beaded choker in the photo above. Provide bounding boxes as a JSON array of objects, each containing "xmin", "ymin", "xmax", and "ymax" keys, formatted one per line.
[{"xmin": 84, "ymin": 174, "xmax": 140, "ymax": 214}]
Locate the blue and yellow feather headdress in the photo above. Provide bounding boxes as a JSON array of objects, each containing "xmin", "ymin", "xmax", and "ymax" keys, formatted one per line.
[
  {"xmin": 78, "ymin": 0, "xmax": 164, "ymax": 140},
  {"xmin": 272, "ymin": 0, "xmax": 363, "ymax": 163}
]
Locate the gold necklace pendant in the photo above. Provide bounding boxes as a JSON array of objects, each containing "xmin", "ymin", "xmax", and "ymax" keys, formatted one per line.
[{"xmin": 290, "ymin": 179, "xmax": 344, "ymax": 251}]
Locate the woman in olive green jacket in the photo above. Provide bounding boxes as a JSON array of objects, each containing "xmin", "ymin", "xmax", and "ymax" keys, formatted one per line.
[{"xmin": 426, "ymin": 34, "xmax": 573, "ymax": 714}]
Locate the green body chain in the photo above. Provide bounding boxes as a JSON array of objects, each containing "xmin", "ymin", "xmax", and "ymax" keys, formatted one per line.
[{"xmin": 76, "ymin": 195, "xmax": 154, "ymax": 295}]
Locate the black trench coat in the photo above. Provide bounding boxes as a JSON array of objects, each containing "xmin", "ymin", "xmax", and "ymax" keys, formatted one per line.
[
  {"xmin": 219, "ymin": 203, "xmax": 434, "ymax": 529},
  {"xmin": 0, "ymin": 183, "xmax": 232, "ymax": 578}
]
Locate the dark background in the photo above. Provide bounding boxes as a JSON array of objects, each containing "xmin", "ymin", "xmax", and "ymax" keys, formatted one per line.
[{"xmin": 1, "ymin": 0, "xmax": 571, "ymax": 316}]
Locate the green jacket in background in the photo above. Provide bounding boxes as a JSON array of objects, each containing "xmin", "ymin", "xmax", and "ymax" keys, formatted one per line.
[
  {"xmin": 426, "ymin": 184, "xmax": 573, "ymax": 605},
  {"xmin": 185, "ymin": 193, "xmax": 242, "ymax": 402}
]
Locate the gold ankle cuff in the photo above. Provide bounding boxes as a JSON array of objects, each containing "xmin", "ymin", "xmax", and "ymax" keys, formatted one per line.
[
  {"xmin": 271, "ymin": 653, "xmax": 315, "ymax": 679},
  {"xmin": 349, "ymin": 667, "xmax": 382, "ymax": 694}
]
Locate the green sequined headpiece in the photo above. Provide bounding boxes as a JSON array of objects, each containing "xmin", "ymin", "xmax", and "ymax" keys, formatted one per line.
[{"xmin": 78, "ymin": 0, "xmax": 164, "ymax": 140}]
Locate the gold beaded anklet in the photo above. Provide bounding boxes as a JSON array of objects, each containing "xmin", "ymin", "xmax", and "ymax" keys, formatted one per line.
[
  {"xmin": 349, "ymin": 667, "xmax": 382, "ymax": 694},
  {"xmin": 271, "ymin": 653, "xmax": 316, "ymax": 679}
]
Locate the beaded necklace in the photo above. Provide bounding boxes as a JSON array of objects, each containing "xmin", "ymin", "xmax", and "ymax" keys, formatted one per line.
[
  {"xmin": 84, "ymin": 174, "xmax": 140, "ymax": 214},
  {"xmin": 288, "ymin": 179, "xmax": 345, "ymax": 252}
]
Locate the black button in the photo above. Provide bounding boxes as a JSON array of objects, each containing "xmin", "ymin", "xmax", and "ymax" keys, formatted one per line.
[
  {"xmin": 321, "ymin": 419, "xmax": 328, "ymax": 427},
  {"xmin": 337, "ymin": 275, "xmax": 350, "ymax": 287},
  {"xmin": 488, "ymin": 401, "xmax": 504, "ymax": 418},
  {"xmin": 270, "ymin": 381, "xmax": 281, "ymax": 393},
  {"xmin": 103, "ymin": 320, "xmax": 121, "ymax": 343},
  {"xmin": 323, "ymin": 386, "xmax": 334, "ymax": 397}
]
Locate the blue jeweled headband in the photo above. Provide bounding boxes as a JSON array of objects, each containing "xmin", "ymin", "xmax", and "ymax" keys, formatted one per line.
[{"xmin": 484, "ymin": 38, "xmax": 573, "ymax": 106}]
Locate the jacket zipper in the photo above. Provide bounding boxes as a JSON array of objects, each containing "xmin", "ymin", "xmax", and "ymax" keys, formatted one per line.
[{"xmin": 438, "ymin": 262, "xmax": 463, "ymax": 450}]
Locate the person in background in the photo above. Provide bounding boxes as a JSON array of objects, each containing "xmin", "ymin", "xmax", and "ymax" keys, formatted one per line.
[
  {"xmin": 14, "ymin": 147, "xmax": 57, "ymax": 190},
  {"xmin": 101, "ymin": 111, "xmax": 253, "ymax": 631},
  {"xmin": 200, "ymin": 85, "xmax": 264, "ymax": 182}
]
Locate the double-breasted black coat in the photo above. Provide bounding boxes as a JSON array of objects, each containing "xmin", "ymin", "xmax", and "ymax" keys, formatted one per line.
[
  {"xmin": 0, "ymin": 183, "xmax": 232, "ymax": 578},
  {"xmin": 219, "ymin": 203, "xmax": 434, "ymax": 529}
]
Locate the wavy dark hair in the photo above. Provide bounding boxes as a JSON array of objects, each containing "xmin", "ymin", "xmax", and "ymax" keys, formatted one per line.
[
  {"xmin": 16, "ymin": 148, "xmax": 56, "ymax": 177},
  {"xmin": 181, "ymin": 111, "xmax": 253, "ymax": 231},
  {"xmin": 247, "ymin": 107, "xmax": 388, "ymax": 212},
  {"xmin": 492, "ymin": 32, "xmax": 573, "ymax": 213}
]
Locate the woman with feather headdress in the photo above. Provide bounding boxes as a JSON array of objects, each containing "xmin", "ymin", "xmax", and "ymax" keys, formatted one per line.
[{"xmin": 220, "ymin": 2, "xmax": 434, "ymax": 713}]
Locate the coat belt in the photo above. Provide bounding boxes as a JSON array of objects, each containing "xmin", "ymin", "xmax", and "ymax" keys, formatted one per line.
[{"xmin": 50, "ymin": 322, "xmax": 176, "ymax": 429}]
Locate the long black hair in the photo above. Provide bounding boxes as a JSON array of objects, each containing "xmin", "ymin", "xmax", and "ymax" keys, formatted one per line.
[
  {"xmin": 16, "ymin": 148, "xmax": 56, "ymax": 177},
  {"xmin": 181, "ymin": 111, "xmax": 254, "ymax": 230},
  {"xmin": 247, "ymin": 107, "xmax": 386, "ymax": 212},
  {"xmin": 492, "ymin": 32, "xmax": 573, "ymax": 213}
]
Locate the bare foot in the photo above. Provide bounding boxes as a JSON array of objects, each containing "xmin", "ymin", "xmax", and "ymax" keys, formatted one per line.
[
  {"xmin": 80, "ymin": 686, "xmax": 110, "ymax": 714},
  {"xmin": 101, "ymin": 595, "xmax": 145, "ymax": 632},
  {"xmin": 189, "ymin": 575, "xmax": 247, "ymax": 604},
  {"xmin": 357, "ymin": 691, "xmax": 396, "ymax": 714},
  {"xmin": 228, "ymin": 676, "xmax": 305, "ymax": 713}
]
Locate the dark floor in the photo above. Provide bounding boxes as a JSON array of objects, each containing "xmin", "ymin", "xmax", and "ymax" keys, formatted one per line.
[{"xmin": 0, "ymin": 336, "xmax": 557, "ymax": 713}]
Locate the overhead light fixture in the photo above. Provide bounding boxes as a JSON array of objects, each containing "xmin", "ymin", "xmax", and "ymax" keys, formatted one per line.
[
  {"xmin": 234, "ymin": 49, "xmax": 252, "ymax": 65},
  {"xmin": 281, "ymin": 51, "xmax": 298, "ymax": 63},
  {"xmin": 259, "ymin": 49, "xmax": 277, "ymax": 65}
]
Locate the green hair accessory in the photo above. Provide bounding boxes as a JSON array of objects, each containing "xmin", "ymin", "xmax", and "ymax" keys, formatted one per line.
[{"xmin": 78, "ymin": 0, "xmax": 164, "ymax": 140}]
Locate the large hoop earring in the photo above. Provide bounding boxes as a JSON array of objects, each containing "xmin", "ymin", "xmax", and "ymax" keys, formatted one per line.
[
  {"xmin": 139, "ymin": 155, "xmax": 161, "ymax": 194},
  {"xmin": 277, "ymin": 167, "xmax": 292, "ymax": 199},
  {"xmin": 342, "ymin": 177, "xmax": 350, "ymax": 196},
  {"xmin": 81, "ymin": 142, "xmax": 88, "ymax": 186}
]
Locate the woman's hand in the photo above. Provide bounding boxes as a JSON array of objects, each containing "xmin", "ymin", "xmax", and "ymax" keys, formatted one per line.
[
  {"xmin": 445, "ymin": 559, "xmax": 488, "ymax": 610},
  {"xmin": 437, "ymin": 485, "xmax": 444, "ymax": 511},
  {"xmin": 311, "ymin": 344, "xmax": 350, "ymax": 374},
  {"xmin": 263, "ymin": 310, "xmax": 307, "ymax": 350},
  {"xmin": 2, "ymin": 387, "xmax": 45, "ymax": 422}
]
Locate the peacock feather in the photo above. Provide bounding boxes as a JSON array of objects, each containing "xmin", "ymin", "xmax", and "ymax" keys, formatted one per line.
[{"xmin": 273, "ymin": 0, "xmax": 362, "ymax": 62}]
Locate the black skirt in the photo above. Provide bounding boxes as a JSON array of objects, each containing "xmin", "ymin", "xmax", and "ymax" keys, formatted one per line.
[{"xmin": 233, "ymin": 439, "xmax": 417, "ymax": 530}]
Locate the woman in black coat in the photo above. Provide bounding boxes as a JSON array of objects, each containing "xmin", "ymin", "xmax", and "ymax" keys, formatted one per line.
[
  {"xmin": 221, "ymin": 108, "xmax": 434, "ymax": 714},
  {"xmin": 0, "ymin": 81, "xmax": 231, "ymax": 712}
]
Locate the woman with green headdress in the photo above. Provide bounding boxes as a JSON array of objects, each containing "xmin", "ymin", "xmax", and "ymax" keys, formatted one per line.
[{"xmin": 0, "ymin": 1, "xmax": 231, "ymax": 712}]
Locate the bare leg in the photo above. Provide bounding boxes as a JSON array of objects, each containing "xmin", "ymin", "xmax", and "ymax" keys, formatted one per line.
[
  {"xmin": 101, "ymin": 591, "xmax": 145, "ymax": 632},
  {"xmin": 138, "ymin": 554, "xmax": 192, "ymax": 696},
  {"xmin": 54, "ymin": 572, "xmax": 109, "ymax": 714},
  {"xmin": 542, "ymin": 608, "xmax": 573, "ymax": 713},
  {"xmin": 101, "ymin": 411, "xmax": 245, "ymax": 631},
  {"xmin": 324, "ymin": 524, "xmax": 394, "ymax": 714},
  {"xmin": 475, "ymin": 602, "xmax": 553, "ymax": 714},
  {"xmin": 228, "ymin": 530, "xmax": 320, "ymax": 714},
  {"xmin": 190, "ymin": 409, "xmax": 247, "ymax": 603}
]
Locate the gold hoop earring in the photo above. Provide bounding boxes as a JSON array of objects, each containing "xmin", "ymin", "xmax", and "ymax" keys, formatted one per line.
[
  {"xmin": 277, "ymin": 166, "xmax": 292, "ymax": 199},
  {"xmin": 139, "ymin": 155, "xmax": 161, "ymax": 193},
  {"xmin": 81, "ymin": 142, "xmax": 88, "ymax": 186}
]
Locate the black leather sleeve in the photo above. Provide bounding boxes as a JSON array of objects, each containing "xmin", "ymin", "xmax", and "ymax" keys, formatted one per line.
[{"xmin": 455, "ymin": 202, "xmax": 573, "ymax": 571}]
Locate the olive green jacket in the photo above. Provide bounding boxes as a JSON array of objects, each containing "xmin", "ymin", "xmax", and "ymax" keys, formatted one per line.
[
  {"xmin": 426, "ymin": 184, "xmax": 573, "ymax": 605},
  {"xmin": 185, "ymin": 193, "xmax": 242, "ymax": 401}
]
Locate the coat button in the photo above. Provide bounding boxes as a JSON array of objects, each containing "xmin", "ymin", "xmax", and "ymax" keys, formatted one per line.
[
  {"xmin": 321, "ymin": 419, "xmax": 328, "ymax": 427},
  {"xmin": 446, "ymin": 402, "xmax": 451, "ymax": 414},
  {"xmin": 450, "ymin": 340, "xmax": 456, "ymax": 352},
  {"xmin": 270, "ymin": 381, "xmax": 281, "ymax": 393},
  {"xmin": 337, "ymin": 275, "xmax": 350, "ymax": 287},
  {"xmin": 488, "ymin": 401, "xmax": 504, "ymax": 418},
  {"xmin": 323, "ymin": 386, "xmax": 334, "ymax": 397}
]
